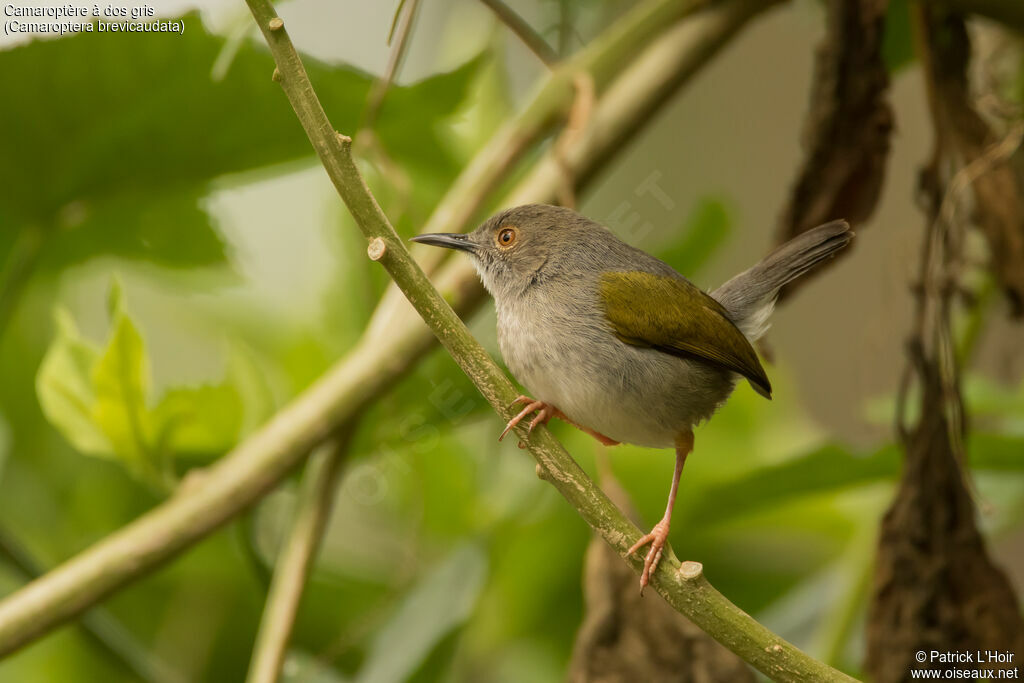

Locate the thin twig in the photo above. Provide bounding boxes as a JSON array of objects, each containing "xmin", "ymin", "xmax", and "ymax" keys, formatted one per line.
[
  {"xmin": 362, "ymin": 0, "xmax": 422, "ymax": 131},
  {"xmin": 246, "ymin": 431, "xmax": 355, "ymax": 683},
  {"xmin": 478, "ymin": 0, "xmax": 559, "ymax": 66},
  {"xmin": 386, "ymin": 0, "xmax": 409, "ymax": 44},
  {"xmin": 0, "ymin": 0, "xmax": 789, "ymax": 666},
  {"xmin": 938, "ymin": 122, "xmax": 1024, "ymax": 233}
]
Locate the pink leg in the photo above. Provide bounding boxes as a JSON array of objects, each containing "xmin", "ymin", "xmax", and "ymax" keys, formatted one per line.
[
  {"xmin": 628, "ymin": 430, "xmax": 693, "ymax": 593},
  {"xmin": 553, "ymin": 409, "xmax": 620, "ymax": 446},
  {"xmin": 499, "ymin": 396, "xmax": 619, "ymax": 446}
]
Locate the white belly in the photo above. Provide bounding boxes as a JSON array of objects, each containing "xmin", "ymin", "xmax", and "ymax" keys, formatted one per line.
[{"xmin": 496, "ymin": 295, "xmax": 736, "ymax": 449}]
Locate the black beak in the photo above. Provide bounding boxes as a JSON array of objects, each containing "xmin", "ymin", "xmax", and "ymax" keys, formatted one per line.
[{"xmin": 410, "ymin": 232, "xmax": 476, "ymax": 253}]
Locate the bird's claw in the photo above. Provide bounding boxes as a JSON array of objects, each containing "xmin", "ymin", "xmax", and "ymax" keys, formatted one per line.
[
  {"xmin": 628, "ymin": 520, "xmax": 671, "ymax": 594},
  {"xmin": 499, "ymin": 396, "xmax": 619, "ymax": 447},
  {"xmin": 499, "ymin": 396, "xmax": 556, "ymax": 442}
]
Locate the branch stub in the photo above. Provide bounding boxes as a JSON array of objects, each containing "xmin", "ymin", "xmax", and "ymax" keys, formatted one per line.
[
  {"xmin": 367, "ymin": 237, "xmax": 387, "ymax": 261},
  {"xmin": 268, "ymin": 17, "xmax": 284, "ymax": 31},
  {"xmin": 678, "ymin": 560, "xmax": 704, "ymax": 580}
]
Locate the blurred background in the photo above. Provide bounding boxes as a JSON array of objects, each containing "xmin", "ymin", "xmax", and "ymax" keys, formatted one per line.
[{"xmin": 1, "ymin": 0, "xmax": 1022, "ymax": 681}]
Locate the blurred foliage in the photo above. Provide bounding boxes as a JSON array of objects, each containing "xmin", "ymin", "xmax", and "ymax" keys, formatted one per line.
[
  {"xmin": 658, "ymin": 197, "xmax": 733, "ymax": 277},
  {"xmin": 1, "ymin": 3, "xmax": 1022, "ymax": 683},
  {"xmin": 882, "ymin": 0, "xmax": 914, "ymax": 74},
  {"xmin": 37, "ymin": 281, "xmax": 242, "ymax": 489},
  {"xmin": 0, "ymin": 12, "xmax": 481, "ymax": 274}
]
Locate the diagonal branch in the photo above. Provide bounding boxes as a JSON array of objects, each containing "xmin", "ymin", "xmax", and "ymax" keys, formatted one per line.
[
  {"xmin": 233, "ymin": 2, "xmax": 852, "ymax": 680},
  {"xmin": 0, "ymin": 0, "xmax": 802, "ymax": 671},
  {"xmin": 0, "ymin": 525, "xmax": 184, "ymax": 683}
]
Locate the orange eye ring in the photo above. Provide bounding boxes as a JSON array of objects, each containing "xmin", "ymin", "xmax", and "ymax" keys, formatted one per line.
[{"xmin": 496, "ymin": 227, "xmax": 517, "ymax": 247}]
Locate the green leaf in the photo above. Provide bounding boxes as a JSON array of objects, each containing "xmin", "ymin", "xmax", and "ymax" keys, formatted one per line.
[
  {"xmin": 356, "ymin": 543, "xmax": 488, "ymax": 683},
  {"xmin": 55, "ymin": 189, "xmax": 231, "ymax": 270},
  {"xmin": 374, "ymin": 53, "xmax": 488, "ymax": 179},
  {"xmin": 151, "ymin": 383, "xmax": 242, "ymax": 458},
  {"xmin": 657, "ymin": 197, "xmax": 732, "ymax": 277},
  {"xmin": 36, "ymin": 309, "xmax": 110, "ymax": 456},
  {"xmin": 683, "ymin": 443, "xmax": 900, "ymax": 529},
  {"xmin": 882, "ymin": 0, "xmax": 914, "ymax": 74},
  {"xmin": 0, "ymin": 13, "xmax": 484, "ymax": 272},
  {"xmin": 35, "ymin": 283, "xmax": 245, "ymax": 486},
  {"xmin": 684, "ymin": 433, "xmax": 1024, "ymax": 531},
  {"xmin": 91, "ymin": 289, "xmax": 153, "ymax": 468},
  {"xmin": 224, "ymin": 342, "xmax": 276, "ymax": 437},
  {"xmin": 969, "ymin": 433, "xmax": 1024, "ymax": 471}
]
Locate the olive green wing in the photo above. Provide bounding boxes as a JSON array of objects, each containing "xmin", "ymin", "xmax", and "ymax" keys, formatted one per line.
[{"xmin": 599, "ymin": 271, "xmax": 772, "ymax": 398}]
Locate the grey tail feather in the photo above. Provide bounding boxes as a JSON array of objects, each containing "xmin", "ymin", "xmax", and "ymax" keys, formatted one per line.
[{"xmin": 711, "ymin": 220, "xmax": 853, "ymax": 337}]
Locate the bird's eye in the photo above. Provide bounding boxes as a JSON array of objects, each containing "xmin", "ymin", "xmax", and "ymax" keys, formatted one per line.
[{"xmin": 497, "ymin": 228, "xmax": 517, "ymax": 247}]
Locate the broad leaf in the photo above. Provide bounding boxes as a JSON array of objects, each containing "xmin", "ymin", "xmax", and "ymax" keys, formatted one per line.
[
  {"xmin": 0, "ymin": 12, "xmax": 483, "ymax": 272},
  {"xmin": 36, "ymin": 282, "xmax": 243, "ymax": 486},
  {"xmin": 35, "ymin": 309, "xmax": 109, "ymax": 456},
  {"xmin": 91, "ymin": 286, "xmax": 153, "ymax": 468}
]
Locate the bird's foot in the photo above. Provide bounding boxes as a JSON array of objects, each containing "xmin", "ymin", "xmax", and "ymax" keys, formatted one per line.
[
  {"xmin": 628, "ymin": 519, "xmax": 671, "ymax": 594},
  {"xmin": 498, "ymin": 396, "xmax": 620, "ymax": 446},
  {"xmin": 499, "ymin": 396, "xmax": 558, "ymax": 441}
]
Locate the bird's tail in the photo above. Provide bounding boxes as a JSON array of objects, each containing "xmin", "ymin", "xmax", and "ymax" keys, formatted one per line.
[{"xmin": 711, "ymin": 220, "xmax": 852, "ymax": 341}]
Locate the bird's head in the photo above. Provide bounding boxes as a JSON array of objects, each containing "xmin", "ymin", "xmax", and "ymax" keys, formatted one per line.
[{"xmin": 412, "ymin": 204, "xmax": 598, "ymax": 301}]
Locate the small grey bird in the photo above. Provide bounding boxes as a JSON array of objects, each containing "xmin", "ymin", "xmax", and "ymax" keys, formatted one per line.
[{"xmin": 413, "ymin": 204, "xmax": 852, "ymax": 590}]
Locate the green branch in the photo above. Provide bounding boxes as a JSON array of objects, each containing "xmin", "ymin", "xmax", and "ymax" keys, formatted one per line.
[
  {"xmin": 246, "ymin": 432, "xmax": 354, "ymax": 683},
  {"xmin": 236, "ymin": 2, "xmax": 853, "ymax": 680},
  {"xmin": 0, "ymin": 524, "xmax": 184, "ymax": 683},
  {"xmin": 0, "ymin": 1, "xmax": 815, "ymax": 674}
]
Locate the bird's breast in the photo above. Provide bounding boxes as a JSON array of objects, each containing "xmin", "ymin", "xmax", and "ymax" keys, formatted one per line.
[{"xmin": 495, "ymin": 288, "xmax": 736, "ymax": 449}]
